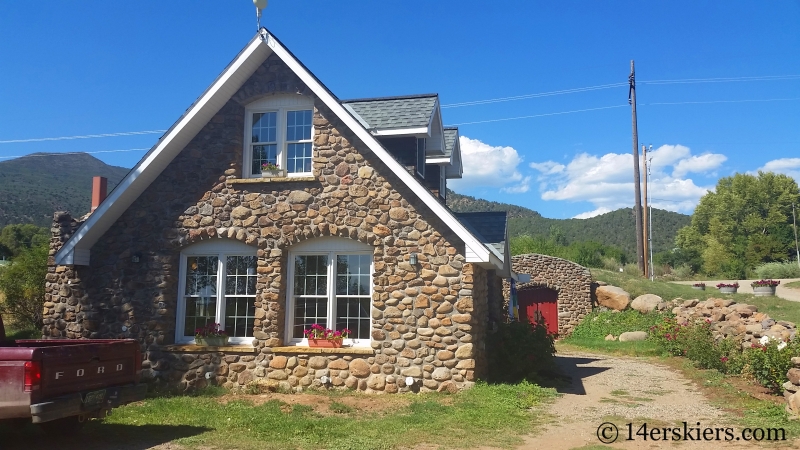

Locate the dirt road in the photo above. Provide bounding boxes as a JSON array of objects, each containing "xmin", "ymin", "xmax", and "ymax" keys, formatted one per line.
[
  {"xmin": 519, "ymin": 351, "xmax": 797, "ymax": 449},
  {"xmin": 674, "ymin": 279, "xmax": 800, "ymax": 302}
]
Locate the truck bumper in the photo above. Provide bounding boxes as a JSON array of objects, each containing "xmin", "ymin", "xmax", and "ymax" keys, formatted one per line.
[{"xmin": 30, "ymin": 383, "xmax": 147, "ymax": 424}]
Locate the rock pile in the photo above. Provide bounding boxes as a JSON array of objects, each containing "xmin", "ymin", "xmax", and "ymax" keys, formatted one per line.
[
  {"xmin": 669, "ymin": 298, "xmax": 797, "ymax": 346},
  {"xmin": 784, "ymin": 358, "xmax": 800, "ymax": 416}
]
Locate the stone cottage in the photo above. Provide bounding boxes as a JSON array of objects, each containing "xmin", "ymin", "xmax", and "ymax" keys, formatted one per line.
[{"xmin": 45, "ymin": 29, "xmax": 528, "ymax": 393}]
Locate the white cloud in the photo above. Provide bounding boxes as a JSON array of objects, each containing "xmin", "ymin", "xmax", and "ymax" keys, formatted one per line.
[
  {"xmin": 672, "ymin": 153, "xmax": 727, "ymax": 178},
  {"xmin": 754, "ymin": 158, "xmax": 800, "ymax": 182},
  {"xmin": 448, "ymin": 136, "xmax": 526, "ymax": 193},
  {"xmin": 530, "ymin": 144, "xmax": 724, "ymax": 217},
  {"xmin": 573, "ymin": 207, "xmax": 611, "ymax": 219}
]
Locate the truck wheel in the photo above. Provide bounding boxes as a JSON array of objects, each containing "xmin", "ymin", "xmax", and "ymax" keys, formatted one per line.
[{"xmin": 39, "ymin": 416, "xmax": 85, "ymax": 435}]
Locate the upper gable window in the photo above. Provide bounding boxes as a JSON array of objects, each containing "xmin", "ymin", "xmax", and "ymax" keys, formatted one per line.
[
  {"xmin": 416, "ymin": 138, "xmax": 426, "ymax": 178},
  {"xmin": 244, "ymin": 95, "xmax": 314, "ymax": 178}
]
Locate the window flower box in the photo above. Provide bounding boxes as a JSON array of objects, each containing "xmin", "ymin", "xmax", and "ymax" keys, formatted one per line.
[
  {"xmin": 197, "ymin": 336, "xmax": 229, "ymax": 346},
  {"xmin": 308, "ymin": 339, "xmax": 343, "ymax": 349},
  {"xmin": 261, "ymin": 169, "xmax": 286, "ymax": 178}
]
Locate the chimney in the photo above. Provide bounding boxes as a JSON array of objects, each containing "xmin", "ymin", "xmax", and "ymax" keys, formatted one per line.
[{"xmin": 91, "ymin": 176, "xmax": 108, "ymax": 212}]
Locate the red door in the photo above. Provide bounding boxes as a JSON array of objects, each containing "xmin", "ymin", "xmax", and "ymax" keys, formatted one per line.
[{"xmin": 518, "ymin": 288, "xmax": 559, "ymax": 335}]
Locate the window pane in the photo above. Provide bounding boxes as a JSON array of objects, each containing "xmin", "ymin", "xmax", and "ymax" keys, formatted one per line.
[
  {"xmin": 286, "ymin": 109, "xmax": 312, "ymax": 141},
  {"xmin": 293, "ymin": 298, "xmax": 328, "ymax": 339},
  {"xmin": 183, "ymin": 296, "xmax": 216, "ymax": 337},
  {"xmin": 287, "ymin": 143, "xmax": 312, "ymax": 173},
  {"xmin": 335, "ymin": 298, "xmax": 370, "ymax": 339},
  {"xmin": 335, "ymin": 254, "xmax": 369, "ymax": 296},
  {"xmin": 252, "ymin": 144, "xmax": 278, "ymax": 176},
  {"xmin": 252, "ymin": 112, "xmax": 276, "ymax": 143},
  {"xmin": 225, "ymin": 296, "xmax": 255, "ymax": 338}
]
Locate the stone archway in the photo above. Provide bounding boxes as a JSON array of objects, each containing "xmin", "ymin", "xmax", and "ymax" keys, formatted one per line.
[{"xmin": 503, "ymin": 254, "xmax": 592, "ymax": 336}]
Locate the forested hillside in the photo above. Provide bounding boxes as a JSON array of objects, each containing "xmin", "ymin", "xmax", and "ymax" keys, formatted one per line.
[
  {"xmin": 0, "ymin": 153, "xmax": 130, "ymax": 227},
  {"xmin": 447, "ymin": 190, "xmax": 691, "ymax": 257}
]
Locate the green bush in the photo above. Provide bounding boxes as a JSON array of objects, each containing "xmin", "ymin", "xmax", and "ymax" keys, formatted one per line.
[
  {"xmin": 0, "ymin": 244, "xmax": 48, "ymax": 330},
  {"xmin": 648, "ymin": 316, "xmax": 744, "ymax": 373},
  {"xmin": 571, "ymin": 309, "xmax": 667, "ymax": 340},
  {"xmin": 755, "ymin": 261, "xmax": 800, "ymax": 279},
  {"xmin": 486, "ymin": 319, "xmax": 556, "ymax": 383},
  {"xmin": 743, "ymin": 339, "xmax": 800, "ymax": 394}
]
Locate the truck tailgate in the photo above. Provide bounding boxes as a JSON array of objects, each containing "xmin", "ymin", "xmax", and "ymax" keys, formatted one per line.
[{"xmin": 20, "ymin": 340, "xmax": 140, "ymax": 399}]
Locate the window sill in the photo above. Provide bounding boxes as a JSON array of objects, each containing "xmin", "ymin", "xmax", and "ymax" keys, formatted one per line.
[
  {"xmin": 227, "ymin": 176, "xmax": 316, "ymax": 184},
  {"xmin": 270, "ymin": 346, "xmax": 375, "ymax": 355},
  {"xmin": 162, "ymin": 345, "xmax": 258, "ymax": 353}
]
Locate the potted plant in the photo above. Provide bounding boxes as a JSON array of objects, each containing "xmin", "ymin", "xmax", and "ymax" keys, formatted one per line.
[
  {"xmin": 692, "ymin": 282, "xmax": 706, "ymax": 291},
  {"xmin": 751, "ymin": 279, "xmax": 780, "ymax": 297},
  {"xmin": 716, "ymin": 282, "xmax": 739, "ymax": 294},
  {"xmin": 261, "ymin": 162, "xmax": 285, "ymax": 178},
  {"xmin": 195, "ymin": 322, "xmax": 229, "ymax": 346},
  {"xmin": 303, "ymin": 324, "xmax": 352, "ymax": 348}
]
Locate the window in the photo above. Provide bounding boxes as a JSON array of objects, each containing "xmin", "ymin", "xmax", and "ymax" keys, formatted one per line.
[
  {"xmin": 439, "ymin": 166, "xmax": 447, "ymax": 199},
  {"xmin": 176, "ymin": 240, "xmax": 257, "ymax": 345},
  {"xmin": 416, "ymin": 138, "xmax": 426, "ymax": 177},
  {"xmin": 286, "ymin": 237, "xmax": 373, "ymax": 347},
  {"xmin": 244, "ymin": 95, "xmax": 314, "ymax": 178}
]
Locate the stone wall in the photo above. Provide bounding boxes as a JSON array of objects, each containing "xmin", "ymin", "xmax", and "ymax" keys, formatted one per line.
[
  {"xmin": 502, "ymin": 253, "xmax": 592, "ymax": 335},
  {"xmin": 43, "ymin": 53, "xmax": 487, "ymax": 393}
]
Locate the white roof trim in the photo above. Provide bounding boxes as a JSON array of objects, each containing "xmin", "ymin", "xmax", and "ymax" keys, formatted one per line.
[
  {"xmin": 426, "ymin": 157, "xmax": 451, "ymax": 165},
  {"xmin": 371, "ymin": 127, "xmax": 429, "ymax": 137},
  {"xmin": 55, "ymin": 35, "xmax": 272, "ymax": 265},
  {"xmin": 265, "ymin": 32, "xmax": 492, "ymax": 265},
  {"xmin": 55, "ymin": 29, "xmax": 494, "ymax": 269}
]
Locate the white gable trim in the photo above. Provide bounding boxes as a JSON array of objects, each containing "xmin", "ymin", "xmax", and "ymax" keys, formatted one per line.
[
  {"xmin": 264, "ymin": 32, "xmax": 492, "ymax": 265},
  {"xmin": 55, "ymin": 36, "xmax": 272, "ymax": 265},
  {"xmin": 55, "ymin": 29, "xmax": 494, "ymax": 269}
]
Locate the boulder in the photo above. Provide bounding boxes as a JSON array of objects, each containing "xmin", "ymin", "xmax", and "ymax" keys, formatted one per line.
[
  {"xmin": 618, "ymin": 331, "xmax": 648, "ymax": 342},
  {"xmin": 595, "ymin": 286, "xmax": 631, "ymax": 311},
  {"xmin": 631, "ymin": 294, "xmax": 663, "ymax": 313},
  {"xmin": 604, "ymin": 334, "xmax": 616, "ymax": 341}
]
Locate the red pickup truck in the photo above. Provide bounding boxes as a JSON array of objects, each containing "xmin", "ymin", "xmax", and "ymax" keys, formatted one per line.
[{"xmin": 0, "ymin": 314, "xmax": 146, "ymax": 433}]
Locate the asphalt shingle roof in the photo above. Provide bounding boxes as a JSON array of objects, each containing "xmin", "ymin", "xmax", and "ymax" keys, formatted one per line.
[
  {"xmin": 443, "ymin": 127, "xmax": 458, "ymax": 158},
  {"xmin": 341, "ymin": 94, "xmax": 437, "ymax": 130},
  {"xmin": 454, "ymin": 212, "xmax": 507, "ymax": 259}
]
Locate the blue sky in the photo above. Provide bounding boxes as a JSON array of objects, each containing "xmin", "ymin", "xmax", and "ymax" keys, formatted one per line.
[{"xmin": 2, "ymin": 1, "xmax": 799, "ymax": 219}]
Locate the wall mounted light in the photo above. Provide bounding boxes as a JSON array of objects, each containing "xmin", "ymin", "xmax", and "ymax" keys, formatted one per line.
[
  {"xmin": 409, "ymin": 253, "xmax": 418, "ymax": 265},
  {"xmin": 131, "ymin": 253, "xmax": 142, "ymax": 263},
  {"xmin": 405, "ymin": 376, "xmax": 415, "ymax": 386}
]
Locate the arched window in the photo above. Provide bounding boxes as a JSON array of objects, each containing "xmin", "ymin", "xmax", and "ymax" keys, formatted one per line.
[
  {"xmin": 243, "ymin": 94, "xmax": 314, "ymax": 178},
  {"xmin": 286, "ymin": 237, "xmax": 373, "ymax": 347},
  {"xmin": 175, "ymin": 239, "xmax": 257, "ymax": 345}
]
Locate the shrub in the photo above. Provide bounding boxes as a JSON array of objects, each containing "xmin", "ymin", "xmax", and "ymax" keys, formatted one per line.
[
  {"xmin": 485, "ymin": 319, "xmax": 556, "ymax": 383},
  {"xmin": 648, "ymin": 316, "xmax": 685, "ymax": 356},
  {"xmin": 649, "ymin": 316, "xmax": 743, "ymax": 373},
  {"xmin": 743, "ymin": 339, "xmax": 800, "ymax": 394},
  {"xmin": 755, "ymin": 261, "xmax": 800, "ymax": 279},
  {"xmin": 0, "ymin": 244, "xmax": 48, "ymax": 330},
  {"xmin": 572, "ymin": 310, "xmax": 667, "ymax": 340}
]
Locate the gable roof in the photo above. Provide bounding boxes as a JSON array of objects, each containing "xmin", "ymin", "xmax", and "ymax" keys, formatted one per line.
[
  {"xmin": 54, "ymin": 28, "xmax": 503, "ymax": 273},
  {"xmin": 342, "ymin": 94, "xmax": 437, "ymax": 131},
  {"xmin": 454, "ymin": 212, "xmax": 517, "ymax": 279}
]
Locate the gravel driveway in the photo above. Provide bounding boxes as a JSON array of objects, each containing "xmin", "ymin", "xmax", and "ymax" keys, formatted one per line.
[{"xmin": 519, "ymin": 351, "xmax": 792, "ymax": 449}]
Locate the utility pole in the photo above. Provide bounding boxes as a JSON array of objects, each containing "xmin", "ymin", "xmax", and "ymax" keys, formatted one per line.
[
  {"xmin": 793, "ymin": 203, "xmax": 800, "ymax": 269},
  {"xmin": 648, "ymin": 148, "xmax": 654, "ymax": 281},
  {"xmin": 629, "ymin": 60, "xmax": 645, "ymax": 276},
  {"xmin": 642, "ymin": 144, "xmax": 649, "ymax": 278}
]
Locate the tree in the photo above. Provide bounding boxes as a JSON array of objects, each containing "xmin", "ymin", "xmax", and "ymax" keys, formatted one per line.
[
  {"xmin": 676, "ymin": 172, "xmax": 800, "ymax": 277},
  {"xmin": 0, "ymin": 224, "xmax": 49, "ymax": 259},
  {"xmin": 0, "ymin": 244, "xmax": 48, "ymax": 330}
]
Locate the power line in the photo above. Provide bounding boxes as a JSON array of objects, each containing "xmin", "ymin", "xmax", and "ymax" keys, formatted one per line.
[
  {"xmin": 640, "ymin": 74, "xmax": 800, "ymax": 85},
  {"xmin": 0, "ymin": 148, "xmax": 150, "ymax": 159},
  {"xmin": 643, "ymin": 97, "xmax": 800, "ymax": 106},
  {"xmin": 0, "ymin": 130, "xmax": 165, "ymax": 144},
  {"xmin": 441, "ymin": 82, "xmax": 627, "ymax": 108},
  {"xmin": 446, "ymin": 104, "xmax": 628, "ymax": 126}
]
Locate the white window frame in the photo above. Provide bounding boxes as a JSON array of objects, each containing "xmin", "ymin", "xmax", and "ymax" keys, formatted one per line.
[
  {"xmin": 175, "ymin": 239, "xmax": 258, "ymax": 345},
  {"xmin": 285, "ymin": 237, "xmax": 373, "ymax": 348},
  {"xmin": 439, "ymin": 166, "xmax": 446, "ymax": 199},
  {"xmin": 416, "ymin": 137, "xmax": 426, "ymax": 178},
  {"xmin": 243, "ymin": 95, "xmax": 314, "ymax": 179}
]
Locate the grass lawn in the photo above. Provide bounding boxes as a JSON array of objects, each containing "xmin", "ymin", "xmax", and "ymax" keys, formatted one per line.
[
  {"xmin": 558, "ymin": 337, "xmax": 660, "ymax": 357},
  {"xmin": 786, "ymin": 280, "xmax": 800, "ymax": 290},
  {"xmin": 592, "ymin": 269, "xmax": 800, "ymax": 324},
  {"xmin": 0, "ymin": 382, "xmax": 557, "ymax": 450}
]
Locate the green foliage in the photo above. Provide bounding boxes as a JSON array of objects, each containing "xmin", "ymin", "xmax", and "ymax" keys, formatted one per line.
[
  {"xmin": 447, "ymin": 191, "xmax": 691, "ymax": 259},
  {"xmin": 571, "ymin": 310, "xmax": 666, "ymax": 340},
  {"xmin": 510, "ymin": 234, "xmax": 627, "ymax": 268},
  {"xmin": 653, "ymin": 247, "xmax": 703, "ymax": 274},
  {"xmin": 743, "ymin": 339, "xmax": 800, "ymax": 394},
  {"xmin": 676, "ymin": 172, "xmax": 800, "ymax": 277},
  {"xmin": 0, "ymin": 152, "xmax": 129, "ymax": 227},
  {"xmin": 648, "ymin": 317, "xmax": 741, "ymax": 372},
  {"xmin": 485, "ymin": 320, "xmax": 556, "ymax": 383},
  {"xmin": 0, "ymin": 244, "xmax": 48, "ymax": 330},
  {"xmin": 755, "ymin": 261, "xmax": 800, "ymax": 279},
  {"xmin": 0, "ymin": 224, "xmax": 49, "ymax": 259}
]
